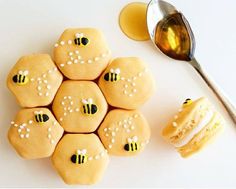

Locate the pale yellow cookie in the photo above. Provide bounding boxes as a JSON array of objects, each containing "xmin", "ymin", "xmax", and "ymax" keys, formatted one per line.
[
  {"xmin": 53, "ymin": 28, "xmax": 112, "ymax": 80},
  {"xmin": 8, "ymin": 108, "xmax": 64, "ymax": 159},
  {"xmin": 52, "ymin": 80, "xmax": 108, "ymax": 133},
  {"xmin": 7, "ymin": 54, "xmax": 63, "ymax": 107},
  {"xmin": 162, "ymin": 97, "xmax": 224, "ymax": 158},
  {"xmin": 98, "ymin": 57, "xmax": 155, "ymax": 109},
  {"xmin": 98, "ymin": 109, "xmax": 150, "ymax": 156},
  {"xmin": 51, "ymin": 134, "xmax": 109, "ymax": 185}
]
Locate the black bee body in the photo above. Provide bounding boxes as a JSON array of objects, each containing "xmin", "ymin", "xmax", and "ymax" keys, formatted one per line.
[
  {"xmin": 35, "ymin": 114, "xmax": 49, "ymax": 123},
  {"xmin": 71, "ymin": 154, "xmax": 87, "ymax": 164},
  {"xmin": 83, "ymin": 104, "xmax": 97, "ymax": 115},
  {"xmin": 74, "ymin": 37, "xmax": 89, "ymax": 46}
]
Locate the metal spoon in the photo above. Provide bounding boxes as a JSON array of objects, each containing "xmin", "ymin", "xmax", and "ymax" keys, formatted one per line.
[{"xmin": 146, "ymin": 0, "xmax": 236, "ymax": 124}]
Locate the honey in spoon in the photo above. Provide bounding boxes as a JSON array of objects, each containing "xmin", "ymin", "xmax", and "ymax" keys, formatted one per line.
[{"xmin": 154, "ymin": 12, "xmax": 195, "ymax": 61}]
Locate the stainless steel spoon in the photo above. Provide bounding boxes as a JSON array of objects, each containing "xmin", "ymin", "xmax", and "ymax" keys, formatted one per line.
[{"xmin": 146, "ymin": 0, "xmax": 236, "ymax": 124}]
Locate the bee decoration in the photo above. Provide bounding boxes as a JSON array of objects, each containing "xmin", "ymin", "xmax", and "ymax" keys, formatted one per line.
[
  {"xmin": 74, "ymin": 33, "xmax": 90, "ymax": 46},
  {"xmin": 12, "ymin": 70, "xmax": 29, "ymax": 85},
  {"xmin": 104, "ymin": 68, "xmax": 121, "ymax": 82},
  {"xmin": 124, "ymin": 136, "xmax": 140, "ymax": 152},
  {"xmin": 34, "ymin": 111, "xmax": 49, "ymax": 123},
  {"xmin": 71, "ymin": 149, "xmax": 88, "ymax": 164},
  {"xmin": 81, "ymin": 98, "xmax": 98, "ymax": 115},
  {"xmin": 182, "ymin": 98, "xmax": 192, "ymax": 108}
]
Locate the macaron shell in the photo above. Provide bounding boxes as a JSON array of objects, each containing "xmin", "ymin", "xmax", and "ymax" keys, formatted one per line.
[{"xmin": 177, "ymin": 112, "xmax": 224, "ymax": 158}]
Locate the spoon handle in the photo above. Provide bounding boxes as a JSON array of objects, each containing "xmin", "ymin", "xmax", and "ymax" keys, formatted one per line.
[{"xmin": 190, "ymin": 58, "xmax": 236, "ymax": 124}]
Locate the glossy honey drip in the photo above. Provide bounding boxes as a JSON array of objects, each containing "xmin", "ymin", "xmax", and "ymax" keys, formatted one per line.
[
  {"xmin": 155, "ymin": 13, "xmax": 195, "ymax": 61},
  {"xmin": 119, "ymin": 2, "xmax": 149, "ymax": 41}
]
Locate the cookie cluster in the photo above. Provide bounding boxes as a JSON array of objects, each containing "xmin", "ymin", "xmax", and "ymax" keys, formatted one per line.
[{"xmin": 7, "ymin": 28, "xmax": 155, "ymax": 185}]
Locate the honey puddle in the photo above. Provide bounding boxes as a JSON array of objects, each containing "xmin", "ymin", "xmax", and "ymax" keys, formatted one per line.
[{"xmin": 119, "ymin": 2, "xmax": 150, "ymax": 41}]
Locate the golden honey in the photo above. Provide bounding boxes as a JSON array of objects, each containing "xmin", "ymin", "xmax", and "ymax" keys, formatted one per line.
[
  {"xmin": 119, "ymin": 2, "xmax": 149, "ymax": 41},
  {"xmin": 155, "ymin": 13, "xmax": 195, "ymax": 61}
]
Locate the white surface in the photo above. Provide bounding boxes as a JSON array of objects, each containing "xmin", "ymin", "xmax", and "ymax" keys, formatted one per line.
[{"xmin": 0, "ymin": 0, "xmax": 236, "ymax": 187}]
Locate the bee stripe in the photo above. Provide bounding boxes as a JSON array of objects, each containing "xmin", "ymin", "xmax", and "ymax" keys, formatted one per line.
[
  {"xmin": 18, "ymin": 75, "xmax": 21, "ymax": 83},
  {"xmin": 114, "ymin": 74, "xmax": 117, "ymax": 81},
  {"xmin": 35, "ymin": 115, "xmax": 39, "ymax": 122},
  {"xmin": 22, "ymin": 75, "xmax": 25, "ymax": 83},
  {"xmin": 111, "ymin": 73, "xmax": 114, "ymax": 82},
  {"xmin": 135, "ymin": 143, "xmax": 138, "ymax": 150},
  {"xmin": 131, "ymin": 143, "xmax": 134, "ymax": 151},
  {"xmin": 78, "ymin": 155, "xmax": 81, "ymax": 164},
  {"xmin": 87, "ymin": 104, "xmax": 90, "ymax": 114},
  {"xmin": 82, "ymin": 156, "xmax": 85, "ymax": 163},
  {"xmin": 38, "ymin": 115, "xmax": 42, "ymax": 122}
]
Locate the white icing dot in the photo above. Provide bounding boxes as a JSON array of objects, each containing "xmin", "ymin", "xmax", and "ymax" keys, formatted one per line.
[
  {"xmin": 47, "ymin": 85, "xmax": 51, "ymax": 89},
  {"xmin": 37, "ymin": 77, "xmax": 41, "ymax": 81},
  {"xmin": 60, "ymin": 118, "xmax": 63, "ymax": 121},
  {"xmin": 104, "ymin": 128, "xmax": 108, "ymax": 132},
  {"xmin": 75, "ymin": 50, "xmax": 79, "ymax": 54},
  {"xmin": 123, "ymin": 124, "xmax": 127, "ymax": 128},
  {"xmin": 121, "ymin": 77, "xmax": 125, "ymax": 81},
  {"xmin": 178, "ymin": 108, "xmax": 183, "ymax": 112},
  {"xmin": 69, "ymin": 52, "xmax": 73, "ymax": 56},
  {"xmin": 77, "ymin": 56, "xmax": 81, "ymax": 59},
  {"xmin": 68, "ymin": 96, "xmax": 72, "ymax": 99},
  {"xmin": 42, "ymin": 74, "xmax": 47, "ymax": 78},
  {"xmin": 138, "ymin": 73, "xmax": 142, "ymax": 77},
  {"xmin": 48, "ymin": 127, "xmax": 52, "ymax": 132},
  {"xmin": 129, "ymin": 94, "xmax": 133, "ymax": 97},
  {"xmin": 75, "ymin": 108, "xmax": 79, "ymax": 112},
  {"xmin": 53, "ymin": 121, "xmax": 57, "ymax": 125},
  {"xmin": 20, "ymin": 134, "xmax": 24, "ymax": 138},
  {"xmin": 63, "ymin": 96, "xmax": 67, "ymax": 99},
  {"xmin": 124, "ymin": 90, "xmax": 127, "ymax": 94},
  {"xmin": 48, "ymin": 134, "xmax": 51, "ymax": 139},
  {"xmin": 45, "ymin": 92, "xmax": 49, "ymax": 96},
  {"xmin": 61, "ymin": 101, "xmax": 65, "ymax": 105},
  {"xmin": 111, "ymin": 132, "xmax": 115, "ymax": 136},
  {"xmin": 101, "ymin": 152, "xmax": 105, "ymax": 157},
  {"xmin": 51, "ymin": 140, "xmax": 55, "ymax": 144},
  {"xmin": 60, "ymin": 41, "xmax": 65, "ymax": 45},
  {"xmin": 172, "ymin": 122, "xmax": 178, "ymax": 127},
  {"xmin": 124, "ymin": 84, "xmax": 128, "ymax": 88},
  {"xmin": 132, "ymin": 83, "xmax": 136, "ymax": 86},
  {"xmin": 48, "ymin": 70, "xmax": 52, "ymax": 74},
  {"xmin": 26, "ymin": 128, "xmax": 30, "ymax": 132},
  {"xmin": 37, "ymin": 86, "xmax": 41, "ymax": 90},
  {"xmin": 88, "ymin": 157, "xmax": 93, "ymax": 161},
  {"xmin": 108, "ymin": 144, "xmax": 112, "ymax": 149},
  {"xmin": 127, "ymin": 79, "xmax": 131, "ymax": 82},
  {"xmin": 108, "ymin": 127, "xmax": 112, "ymax": 130},
  {"xmin": 80, "ymin": 60, "xmax": 85, "ymax": 64},
  {"xmin": 115, "ymin": 128, "xmax": 119, "ymax": 131},
  {"xmin": 95, "ymin": 155, "xmax": 99, "ymax": 160},
  {"xmin": 25, "ymin": 134, "xmax": 29, "ymax": 138},
  {"xmin": 70, "ymin": 101, "xmax": 73, "ymax": 105},
  {"xmin": 28, "ymin": 120, "xmax": 33, "ymax": 124},
  {"xmin": 20, "ymin": 126, "xmax": 24, "ymax": 129},
  {"xmin": 70, "ymin": 57, "xmax": 74, "ymax": 61},
  {"xmin": 18, "ymin": 129, "xmax": 21, "ymax": 133},
  {"xmin": 11, "ymin": 121, "xmax": 14, "ymax": 125},
  {"xmin": 105, "ymin": 133, "xmax": 109, "ymax": 137},
  {"xmin": 88, "ymin": 59, "xmax": 92, "ymax": 63},
  {"xmin": 64, "ymin": 112, "xmax": 67, "ymax": 116},
  {"xmin": 131, "ymin": 126, "xmax": 135, "ymax": 130},
  {"xmin": 39, "ymin": 92, "xmax": 43, "ymax": 96},
  {"xmin": 14, "ymin": 124, "xmax": 18, "ymax": 127},
  {"xmin": 95, "ymin": 57, "xmax": 99, "ymax": 61},
  {"xmin": 132, "ymin": 76, "xmax": 137, "ymax": 80},
  {"xmin": 127, "ymin": 129, "xmax": 130, "ymax": 133},
  {"xmin": 43, "ymin": 80, "xmax": 48, "ymax": 84},
  {"xmin": 118, "ymin": 121, "xmax": 122, "ymax": 126},
  {"xmin": 67, "ymin": 61, "xmax": 72, "ymax": 65},
  {"xmin": 134, "ymin": 114, "xmax": 139, "ymax": 118},
  {"xmin": 111, "ymin": 139, "xmax": 115, "ymax": 143},
  {"xmin": 174, "ymin": 115, "xmax": 178, "ymax": 120},
  {"xmin": 54, "ymin": 43, "xmax": 59, "ymax": 47},
  {"xmin": 68, "ymin": 40, "xmax": 72, "ymax": 44},
  {"xmin": 60, "ymin": 64, "xmax": 65, "ymax": 67},
  {"xmin": 74, "ymin": 59, "xmax": 78, "ymax": 64},
  {"xmin": 30, "ymin": 78, "xmax": 35, "ymax": 82},
  {"xmin": 102, "ymin": 53, "xmax": 106, "ymax": 57},
  {"xmin": 22, "ymin": 123, "xmax": 26, "ymax": 127}
]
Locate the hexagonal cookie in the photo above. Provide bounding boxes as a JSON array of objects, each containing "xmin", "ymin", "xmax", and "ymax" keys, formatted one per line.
[
  {"xmin": 8, "ymin": 108, "xmax": 64, "ymax": 159},
  {"xmin": 98, "ymin": 109, "xmax": 150, "ymax": 156},
  {"xmin": 98, "ymin": 57, "xmax": 155, "ymax": 109},
  {"xmin": 51, "ymin": 134, "xmax": 109, "ymax": 185},
  {"xmin": 53, "ymin": 28, "xmax": 112, "ymax": 80},
  {"xmin": 52, "ymin": 81, "xmax": 108, "ymax": 133},
  {"xmin": 7, "ymin": 54, "xmax": 63, "ymax": 107}
]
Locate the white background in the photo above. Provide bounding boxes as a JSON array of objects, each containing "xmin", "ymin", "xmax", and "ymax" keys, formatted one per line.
[{"xmin": 0, "ymin": 0, "xmax": 236, "ymax": 187}]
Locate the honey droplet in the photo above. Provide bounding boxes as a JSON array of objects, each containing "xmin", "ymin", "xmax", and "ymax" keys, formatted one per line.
[
  {"xmin": 155, "ymin": 13, "xmax": 195, "ymax": 61},
  {"xmin": 119, "ymin": 2, "xmax": 150, "ymax": 41}
]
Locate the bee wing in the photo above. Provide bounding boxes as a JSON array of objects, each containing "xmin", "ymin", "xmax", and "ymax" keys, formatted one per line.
[
  {"xmin": 19, "ymin": 70, "xmax": 23, "ymax": 74},
  {"xmin": 87, "ymin": 98, "xmax": 93, "ymax": 104},
  {"xmin": 23, "ymin": 70, "xmax": 29, "ymax": 75},
  {"xmin": 82, "ymin": 99, "xmax": 88, "ymax": 104},
  {"xmin": 133, "ymin": 136, "xmax": 138, "ymax": 142},
  {"xmin": 77, "ymin": 149, "xmax": 81, "ymax": 154},
  {"xmin": 81, "ymin": 149, "xmax": 87, "ymax": 155},
  {"xmin": 75, "ymin": 33, "xmax": 80, "ymax": 38},
  {"xmin": 110, "ymin": 68, "xmax": 114, "ymax": 73},
  {"xmin": 34, "ymin": 111, "xmax": 39, "ymax": 115},
  {"xmin": 115, "ymin": 68, "xmax": 120, "ymax": 74},
  {"xmin": 39, "ymin": 110, "xmax": 43, "ymax": 114},
  {"xmin": 80, "ymin": 33, "xmax": 84, "ymax": 37},
  {"xmin": 127, "ymin": 138, "xmax": 132, "ymax": 143}
]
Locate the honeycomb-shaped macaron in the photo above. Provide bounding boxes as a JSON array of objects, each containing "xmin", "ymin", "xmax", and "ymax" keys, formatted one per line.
[
  {"xmin": 52, "ymin": 80, "xmax": 108, "ymax": 133},
  {"xmin": 53, "ymin": 28, "xmax": 112, "ymax": 80},
  {"xmin": 8, "ymin": 108, "xmax": 64, "ymax": 159},
  {"xmin": 52, "ymin": 134, "xmax": 109, "ymax": 185},
  {"xmin": 98, "ymin": 109, "xmax": 150, "ymax": 156},
  {"xmin": 7, "ymin": 54, "xmax": 63, "ymax": 107},
  {"xmin": 98, "ymin": 57, "xmax": 155, "ymax": 109}
]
